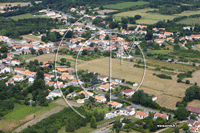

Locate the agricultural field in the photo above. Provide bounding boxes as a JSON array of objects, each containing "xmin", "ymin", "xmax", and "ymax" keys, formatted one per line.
[
  {"xmin": 103, "ymin": 1, "xmax": 149, "ymax": 10},
  {"xmin": 187, "ymin": 100, "xmax": 200, "ymax": 108},
  {"xmin": 97, "ymin": 9, "xmax": 117, "ymax": 15},
  {"xmin": 77, "ymin": 57, "xmax": 193, "ymax": 109},
  {"xmin": 0, "ymin": 102, "xmax": 60, "ymax": 132},
  {"xmin": 21, "ymin": 34, "xmax": 42, "ymax": 42},
  {"xmin": 114, "ymin": 8, "xmax": 200, "ymax": 24},
  {"xmin": 177, "ymin": 17, "xmax": 200, "ymax": 25}
]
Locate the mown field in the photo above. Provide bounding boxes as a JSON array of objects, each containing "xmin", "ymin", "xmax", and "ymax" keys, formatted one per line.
[
  {"xmin": 103, "ymin": 1, "xmax": 149, "ymax": 10},
  {"xmin": 8, "ymin": 13, "xmax": 39, "ymax": 20},
  {"xmin": 77, "ymin": 57, "xmax": 193, "ymax": 109},
  {"xmin": 0, "ymin": 102, "xmax": 60, "ymax": 132},
  {"xmin": 97, "ymin": 9, "xmax": 117, "ymax": 15},
  {"xmin": 114, "ymin": 8, "xmax": 200, "ymax": 24},
  {"xmin": 177, "ymin": 17, "xmax": 200, "ymax": 25},
  {"xmin": 21, "ymin": 34, "xmax": 42, "ymax": 42}
]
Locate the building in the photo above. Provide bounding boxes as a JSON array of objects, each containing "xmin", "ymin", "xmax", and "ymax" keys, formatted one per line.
[
  {"xmin": 136, "ymin": 111, "xmax": 148, "ymax": 119},
  {"xmin": 11, "ymin": 60, "xmax": 20, "ymax": 66},
  {"xmin": 46, "ymin": 89, "xmax": 62, "ymax": 100},
  {"xmin": 79, "ymin": 90, "xmax": 93, "ymax": 97},
  {"xmin": 14, "ymin": 75, "xmax": 24, "ymax": 82},
  {"xmin": 1, "ymin": 67, "xmax": 11, "ymax": 73},
  {"xmin": 57, "ymin": 68, "xmax": 68, "ymax": 73},
  {"xmin": 66, "ymin": 92, "xmax": 77, "ymax": 98},
  {"xmin": 186, "ymin": 106, "xmax": 200, "ymax": 115},
  {"xmin": 98, "ymin": 83, "xmax": 113, "ymax": 91},
  {"xmin": 98, "ymin": 75, "xmax": 108, "ymax": 82},
  {"xmin": 61, "ymin": 73, "xmax": 74, "ymax": 80},
  {"xmin": 154, "ymin": 112, "xmax": 169, "ymax": 120},
  {"xmin": 119, "ymin": 106, "xmax": 135, "ymax": 116},
  {"xmin": 187, "ymin": 119, "xmax": 197, "ymax": 127},
  {"xmin": 77, "ymin": 99, "xmax": 84, "ymax": 103},
  {"xmin": 164, "ymin": 32, "xmax": 173, "ymax": 36},
  {"xmin": 191, "ymin": 34, "xmax": 200, "ymax": 40},
  {"xmin": 28, "ymin": 77, "xmax": 34, "ymax": 84},
  {"xmin": 107, "ymin": 101, "xmax": 122, "ymax": 109},
  {"xmin": 114, "ymin": 78, "xmax": 123, "ymax": 83},
  {"xmin": 122, "ymin": 89, "xmax": 135, "ymax": 97},
  {"xmin": 152, "ymin": 96, "xmax": 157, "ymax": 101},
  {"xmin": 47, "ymin": 11, "xmax": 56, "ymax": 16},
  {"xmin": 6, "ymin": 80, "xmax": 14, "ymax": 86},
  {"xmin": 95, "ymin": 95, "xmax": 106, "ymax": 103},
  {"xmin": 155, "ymin": 38, "xmax": 165, "ymax": 44},
  {"xmin": 44, "ymin": 74, "xmax": 54, "ymax": 81}
]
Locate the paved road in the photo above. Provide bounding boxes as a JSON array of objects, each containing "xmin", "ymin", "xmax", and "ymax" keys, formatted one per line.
[{"xmin": 12, "ymin": 107, "xmax": 64, "ymax": 133}]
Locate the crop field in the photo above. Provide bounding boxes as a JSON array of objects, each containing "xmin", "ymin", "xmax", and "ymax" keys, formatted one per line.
[
  {"xmin": 114, "ymin": 8, "xmax": 200, "ymax": 24},
  {"xmin": 103, "ymin": 1, "xmax": 149, "ymax": 10},
  {"xmin": 0, "ymin": 102, "xmax": 59, "ymax": 132},
  {"xmin": 77, "ymin": 57, "xmax": 192, "ymax": 109},
  {"xmin": 178, "ymin": 17, "xmax": 200, "ymax": 25},
  {"xmin": 187, "ymin": 100, "xmax": 200, "ymax": 108}
]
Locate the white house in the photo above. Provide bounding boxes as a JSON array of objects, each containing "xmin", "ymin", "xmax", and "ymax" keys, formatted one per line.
[
  {"xmin": 47, "ymin": 11, "xmax": 56, "ymax": 17},
  {"xmin": 1, "ymin": 67, "xmax": 11, "ymax": 73},
  {"xmin": 119, "ymin": 106, "xmax": 135, "ymax": 116},
  {"xmin": 46, "ymin": 89, "xmax": 62, "ymax": 100},
  {"xmin": 107, "ymin": 101, "xmax": 123, "ymax": 109},
  {"xmin": 155, "ymin": 39, "xmax": 165, "ymax": 44},
  {"xmin": 152, "ymin": 96, "xmax": 157, "ymax": 101},
  {"xmin": 28, "ymin": 77, "xmax": 35, "ymax": 84},
  {"xmin": 77, "ymin": 99, "xmax": 84, "ymax": 103},
  {"xmin": 98, "ymin": 75, "xmax": 108, "ymax": 82},
  {"xmin": 98, "ymin": 83, "xmax": 113, "ymax": 91},
  {"xmin": 44, "ymin": 74, "xmax": 54, "ymax": 81},
  {"xmin": 154, "ymin": 112, "xmax": 169, "ymax": 120},
  {"xmin": 114, "ymin": 78, "xmax": 122, "ymax": 83},
  {"xmin": 11, "ymin": 60, "xmax": 20, "ymax": 66},
  {"xmin": 95, "ymin": 95, "xmax": 106, "ymax": 103},
  {"xmin": 136, "ymin": 111, "xmax": 149, "ymax": 119},
  {"xmin": 14, "ymin": 75, "xmax": 24, "ymax": 82},
  {"xmin": 79, "ymin": 90, "xmax": 93, "ymax": 97},
  {"xmin": 6, "ymin": 80, "xmax": 14, "ymax": 86},
  {"xmin": 122, "ymin": 89, "xmax": 135, "ymax": 97}
]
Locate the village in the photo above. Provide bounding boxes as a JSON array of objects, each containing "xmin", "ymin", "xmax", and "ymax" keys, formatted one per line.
[{"xmin": 1, "ymin": 5, "xmax": 200, "ymax": 133}]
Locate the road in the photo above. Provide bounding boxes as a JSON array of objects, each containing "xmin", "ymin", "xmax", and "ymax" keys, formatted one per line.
[{"xmin": 12, "ymin": 106, "xmax": 64, "ymax": 133}]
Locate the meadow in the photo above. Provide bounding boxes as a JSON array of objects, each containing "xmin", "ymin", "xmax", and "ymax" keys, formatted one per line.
[
  {"xmin": 177, "ymin": 17, "xmax": 200, "ymax": 25},
  {"xmin": 97, "ymin": 9, "xmax": 117, "ymax": 15},
  {"xmin": 114, "ymin": 8, "xmax": 200, "ymax": 24},
  {"xmin": 21, "ymin": 34, "xmax": 42, "ymax": 42},
  {"xmin": 103, "ymin": 1, "xmax": 149, "ymax": 10},
  {"xmin": 8, "ymin": 13, "xmax": 38, "ymax": 20},
  {"xmin": 77, "ymin": 57, "xmax": 192, "ymax": 109},
  {"xmin": 0, "ymin": 1, "xmax": 42, "ymax": 7},
  {"xmin": 0, "ymin": 102, "xmax": 60, "ymax": 132}
]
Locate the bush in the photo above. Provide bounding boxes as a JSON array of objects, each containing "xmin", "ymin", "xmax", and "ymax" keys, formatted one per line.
[
  {"xmin": 156, "ymin": 74, "xmax": 172, "ymax": 79},
  {"xmin": 177, "ymin": 79, "xmax": 182, "ymax": 83},
  {"xmin": 186, "ymin": 80, "xmax": 190, "ymax": 84}
]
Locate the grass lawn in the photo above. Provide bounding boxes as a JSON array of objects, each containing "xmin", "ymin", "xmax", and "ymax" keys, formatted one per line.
[
  {"xmin": 103, "ymin": 1, "xmax": 149, "ymax": 10},
  {"xmin": 8, "ymin": 13, "xmax": 39, "ymax": 20},
  {"xmin": 177, "ymin": 17, "xmax": 200, "ymax": 25},
  {"xmin": 97, "ymin": 9, "xmax": 118, "ymax": 15},
  {"xmin": 87, "ymin": 104, "xmax": 115, "ymax": 114},
  {"xmin": 114, "ymin": 8, "xmax": 200, "ymax": 24}
]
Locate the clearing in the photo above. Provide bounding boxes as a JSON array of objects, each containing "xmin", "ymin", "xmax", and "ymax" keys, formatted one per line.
[
  {"xmin": 177, "ymin": 17, "xmax": 200, "ymax": 25},
  {"xmin": 8, "ymin": 13, "xmax": 41, "ymax": 21},
  {"xmin": 114, "ymin": 8, "xmax": 200, "ymax": 24},
  {"xmin": 77, "ymin": 57, "xmax": 192, "ymax": 109},
  {"xmin": 103, "ymin": 1, "xmax": 149, "ymax": 10},
  {"xmin": 21, "ymin": 34, "xmax": 42, "ymax": 42},
  {"xmin": 97, "ymin": 9, "xmax": 117, "ymax": 15}
]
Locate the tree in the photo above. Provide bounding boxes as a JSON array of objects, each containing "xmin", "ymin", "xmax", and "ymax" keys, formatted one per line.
[
  {"xmin": 185, "ymin": 80, "xmax": 190, "ymax": 84},
  {"xmin": 66, "ymin": 62, "xmax": 71, "ymax": 67},
  {"xmin": 90, "ymin": 115, "xmax": 97, "ymax": 128},
  {"xmin": 38, "ymin": 49, "xmax": 43, "ymax": 55},
  {"xmin": 65, "ymin": 119, "xmax": 75, "ymax": 132},
  {"xmin": 31, "ymin": 48, "xmax": 36, "ymax": 55},
  {"xmin": 145, "ymin": 30, "xmax": 153, "ymax": 40},
  {"xmin": 89, "ymin": 96, "xmax": 95, "ymax": 103},
  {"xmin": 135, "ymin": 15, "xmax": 141, "ymax": 20},
  {"xmin": 105, "ymin": 35, "xmax": 110, "ymax": 40},
  {"xmin": 182, "ymin": 123, "xmax": 189, "ymax": 131},
  {"xmin": 99, "ymin": 6, "xmax": 104, "ymax": 10},
  {"xmin": 190, "ymin": 113, "xmax": 197, "ymax": 120},
  {"xmin": 173, "ymin": 44, "xmax": 180, "ymax": 51},
  {"xmin": 174, "ymin": 127, "xmax": 179, "ymax": 133},
  {"xmin": 174, "ymin": 106, "xmax": 189, "ymax": 120},
  {"xmin": 36, "ymin": 70, "xmax": 44, "ymax": 80},
  {"xmin": 91, "ymin": 75, "xmax": 98, "ymax": 85},
  {"xmin": 60, "ymin": 58, "xmax": 66, "ymax": 65}
]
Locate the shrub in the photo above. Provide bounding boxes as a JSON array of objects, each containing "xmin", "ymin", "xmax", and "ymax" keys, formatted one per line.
[
  {"xmin": 177, "ymin": 79, "xmax": 182, "ymax": 83},
  {"xmin": 186, "ymin": 80, "xmax": 190, "ymax": 84},
  {"xmin": 156, "ymin": 74, "xmax": 172, "ymax": 79}
]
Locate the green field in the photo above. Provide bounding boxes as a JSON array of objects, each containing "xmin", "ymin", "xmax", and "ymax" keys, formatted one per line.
[
  {"xmin": 149, "ymin": 50, "xmax": 170, "ymax": 55},
  {"xmin": 178, "ymin": 17, "xmax": 200, "ymax": 25},
  {"xmin": 4, "ymin": 103, "xmax": 59, "ymax": 120},
  {"xmin": 103, "ymin": 1, "xmax": 149, "ymax": 10},
  {"xmin": 8, "ymin": 13, "xmax": 46, "ymax": 20},
  {"xmin": 114, "ymin": 8, "xmax": 200, "ymax": 24}
]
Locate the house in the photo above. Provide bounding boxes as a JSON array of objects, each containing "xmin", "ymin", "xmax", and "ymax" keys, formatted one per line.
[
  {"xmin": 66, "ymin": 92, "xmax": 77, "ymax": 98},
  {"xmin": 88, "ymin": 70, "xmax": 96, "ymax": 74},
  {"xmin": 95, "ymin": 95, "xmax": 106, "ymax": 103},
  {"xmin": 152, "ymin": 96, "xmax": 157, "ymax": 101},
  {"xmin": 191, "ymin": 34, "xmax": 200, "ymax": 40},
  {"xmin": 190, "ymin": 127, "xmax": 198, "ymax": 133},
  {"xmin": 77, "ymin": 99, "xmax": 84, "ymax": 103},
  {"xmin": 14, "ymin": 75, "xmax": 24, "ymax": 82},
  {"xmin": 119, "ymin": 106, "xmax": 135, "ymax": 116},
  {"xmin": 0, "ymin": 57, "xmax": 11, "ymax": 64},
  {"xmin": 44, "ymin": 74, "xmax": 54, "ymax": 81},
  {"xmin": 107, "ymin": 101, "xmax": 123, "ymax": 109},
  {"xmin": 155, "ymin": 38, "xmax": 165, "ymax": 44},
  {"xmin": 136, "ymin": 111, "xmax": 149, "ymax": 119},
  {"xmin": 98, "ymin": 83, "xmax": 113, "ymax": 91},
  {"xmin": 164, "ymin": 32, "xmax": 173, "ymax": 36},
  {"xmin": 71, "ymin": 79, "xmax": 84, "ymax": 86},
  {"xmin": 46, "ymin": 89, "xmax": 62, "ymax": 100},
  {"xmin": 70, "ymin": 8, "xmax": 76, "ymax": 12},
  {"xmin": 79, "ymin": 90, "xmax": 93, "ymax": 97},
  {"xmin": 98, "ymin": 75, "xmax": 108, "ymax": 82},
  {"xmin": 7, "ymin": 53, "xmax": 14, "ymax": 58},
  {"xmin": 186, "ymin": 106, "xmax": 200, "ymax": 115},
  {"xmin": 11, "ymin": 60, "xmax": 20, "ymax": 66},
  {"xmin": 122, "ymin": 89, "xmax": 135, "ymax": 97},
  {"xmin": 45, "ymin": 81, "xmax": 55, "ymax": 87},
  {"xmin": 28, "ymin": 77, "xmax": 34, "ymax": 84},
  {"xmin": 114, "ymin": 78, "xmax": 122, "ymax": 83},
  {"xmin": 24, "ymin": 70, "xmax": 36, "ymax": 78},
  {"xmin": 47, "ymin": 11, "xmax": 56, "ymax": 16},
  {"xmin": 187, "ymin": 119, "xmax": 197, "ymax": 127},
  {"xmin": 6, "ymin": 80, "xmax": 14, "ymax": 86},
  {"xmin": 57, "ymin": 68, "xmax": 68, "ymax": 73},
  {"xmin": 61, "ymin": 73, "xmax": 74, "ymax": 80},
  {"xmin": 154, "ymin": 112, "xmax": 169, "ymax": 120},
  {"xmin": 1, "ymin": 67, "xmax": 11, "ymax": 73},
  {"xmin": 14, "ymin": 67, "xmax": 26, "ymax": 74}
]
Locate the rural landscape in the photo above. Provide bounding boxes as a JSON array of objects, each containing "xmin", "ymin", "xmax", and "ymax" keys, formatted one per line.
[{"xmin": 1, "ymin": 0, "xmax": 200, "ymax": 133}]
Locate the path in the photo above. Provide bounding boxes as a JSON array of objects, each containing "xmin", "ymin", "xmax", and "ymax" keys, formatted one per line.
[{"xmin": 12, "ymin": 106, "xmax": 64, "ymax": 133}]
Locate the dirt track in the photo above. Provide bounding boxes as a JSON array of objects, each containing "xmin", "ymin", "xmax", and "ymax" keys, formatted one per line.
[{"xmin": 12, "ymin": 107, "xmax": 64, "ymax": 133}]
